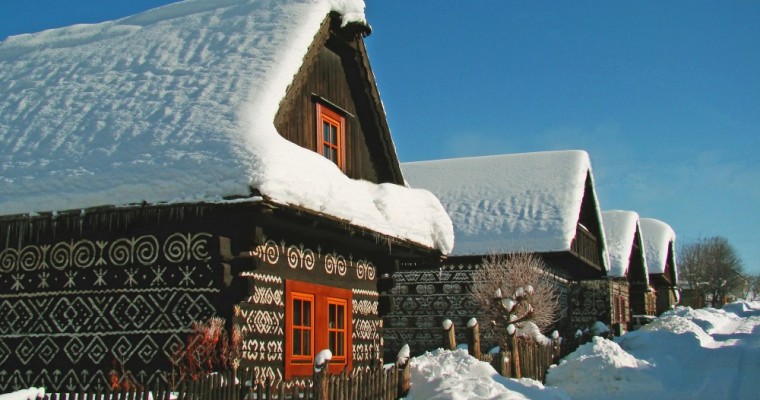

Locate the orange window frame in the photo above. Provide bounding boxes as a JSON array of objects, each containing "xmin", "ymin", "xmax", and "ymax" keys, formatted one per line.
[
  {"xmin": 285, "ymin": 280, "xmax": 353, "ymax": 379},
  {"xmin": 316, "ymin": 103, "xmax": 346, "ymax": 171},
  {"xmin": 327, "ymin": 297, "xmax": 348, "ymax": 365},
  {"xmin": 289, "ymin": 292, "xmax": 314, "ymax": 365}
]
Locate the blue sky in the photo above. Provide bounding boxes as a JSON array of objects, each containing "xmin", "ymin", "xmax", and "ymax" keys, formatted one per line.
[{"xmin": 1, "ymin": 1, "xmax": 759, "ymax": 274}]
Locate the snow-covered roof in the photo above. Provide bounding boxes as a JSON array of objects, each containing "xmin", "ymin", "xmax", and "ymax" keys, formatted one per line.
[
  {"xmin": 0, "ymin": 0, "xmax": 453, "ymax": 254},
  {"xmin": 402, "ymin": 150, "xmax": 606, "ymax": 261},
  {"xmin": 602, "ymin": 210, "xmax": 648, "ymax": 279},
  {"xmin": 640, "ymin": 218, "xmax": 677, "ymax": 280}
]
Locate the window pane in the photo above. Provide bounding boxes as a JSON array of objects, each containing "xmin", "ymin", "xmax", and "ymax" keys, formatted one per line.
[
  {"xmin": 294, "ymin": 300, "xmax": 302, "ymax": 325},
  {"xmin": 323, "ymin": 122, "xmax": 330, "ymax": 142},
  {"xmin": 304, "ymin": 302, "xmax": 311, "ymax": 326},
  {"xmin": 329, "ymin": 331, "xmax": 336, "ymax": 353},
  {"xmin": 337, "ymin": 332, "xmax": 344, "ymax": 356},
  {"xmin": 294, "ymin": 330, "xmax": 302, "ymax": 356},
  {"xmin": 331, "ymin": 126, "xmax": 338, "ymax": 144},
  {"xmin": 304, "ymin": 330, "xmax": 311, "ymax": 355},
  {"xmin": 329, "ymin": 304, "xmax": 336, "ymax": 328},
  {"xmin": 337, "ymin": 305, "xmax": 344, "ymax": 329}
]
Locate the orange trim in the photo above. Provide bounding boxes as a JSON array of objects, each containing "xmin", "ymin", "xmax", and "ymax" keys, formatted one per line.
[
  {"xmin": 285, "ymin": 280, "xmax": 353, "ymax": 379},
  {"xmin": 316, "ymin": 103, "xmax": 346, "ymax": 171}
]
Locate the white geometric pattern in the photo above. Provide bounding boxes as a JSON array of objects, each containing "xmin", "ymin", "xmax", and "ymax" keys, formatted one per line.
[
  {"xmin": 251, "ymin": 286, "xmax": 284, "ymax": 307},
  {"xmin": 238, "ymin": 308, "xmax": 284, "ymax": 336},
  {"xmin": 352, "ymin": 299, "xmax": 378, "ymax": 316}
]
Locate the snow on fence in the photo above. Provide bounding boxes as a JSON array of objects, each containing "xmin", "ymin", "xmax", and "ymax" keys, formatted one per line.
[
  {"xmin": 442, "ymin": 319, "xmax": 562, "ymax": 382},
  {"xmin": 33, "ymin": 359, "xmax": 410, "ymax": 400}
]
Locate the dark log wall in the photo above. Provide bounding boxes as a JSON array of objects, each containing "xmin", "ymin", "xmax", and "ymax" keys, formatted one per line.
[
  {"xmin": 0, "ymin": 203, "xmax": 387, "ymax": 391},
  {"xmin": 0, "ymin": 205, "xmax": 252, "ymax": 392},
  {"xmin": 274, "ymin": 38, "xmax": 386, "ymax": 183},
  {"xmin": 568, "ymin": 279, "xmax": 621, "ymax": 334},
  {"xmin": 384, "ymin": 257, "xmax": 571, "ymax": 359},
  {"xmin": 234, "ymin": 220, "xmax": 383, "ymax": 381}
]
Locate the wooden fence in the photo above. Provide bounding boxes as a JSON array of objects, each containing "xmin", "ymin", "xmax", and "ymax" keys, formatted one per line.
[
  {"xmin": 442, "ymin": 319, "xmax": 562, "ymax": 382},
  {"xmin": 39, "ymin": 359, "xmax": 411, "ymax": 400}
]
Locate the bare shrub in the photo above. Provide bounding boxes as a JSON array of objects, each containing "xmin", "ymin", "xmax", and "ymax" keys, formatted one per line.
[
  {"xmin": 470, "ymin": 252, "xmax": 561, "ymax": 344},
  {"xmin": 170, "ymin": 316, "xmax": 242, "ymax": 382}
]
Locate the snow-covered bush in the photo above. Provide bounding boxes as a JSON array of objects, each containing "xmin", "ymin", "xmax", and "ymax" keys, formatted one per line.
[{"xmin": 470, "ymin": 252, "xmax": 561, "ymax": 345}]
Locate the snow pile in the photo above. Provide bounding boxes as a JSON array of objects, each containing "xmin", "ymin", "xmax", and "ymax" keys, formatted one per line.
[
  {"xmin": 402, "ymin": 151, "xmax": 606, "ymax": 262},
  {"xmin": 547, "ymin": 301, "xmax": 760, "ymax": 399},
  {"xmin": 406, "ymin": 348, "xmax": 569, "ymax": 400},
  {"xmin": 403, "ymin": 302, "xmax": 759, "ymax": 399},
  {"xmin": 590, "ymin": 321, "xmax": 610, "ymax": 336},
  {"xmin": 0, "ymin": 388, "xmax": 44, "ymax": 400},
  {"xmin": 602, "ymin": 210, "xmax": 648, "ymax": 279},
  {"xmin": 546, "ymin": 337, "xmax": 656, "ymax": 398},
  {"xmin": 0, "ymin": 0, "xmax": 454, "ymax": 254}
]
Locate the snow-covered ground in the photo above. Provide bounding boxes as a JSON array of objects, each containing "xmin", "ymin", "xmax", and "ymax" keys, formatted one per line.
[{"xmin": 404, "ymin": 301, "xmax": 760, "ymax": 399}]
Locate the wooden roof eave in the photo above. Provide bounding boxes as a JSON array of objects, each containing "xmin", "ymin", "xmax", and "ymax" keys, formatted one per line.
[
  {"xmin": 352, "ymin": 38, "xmax": 404, "ymax": 185},
  {"xmin": 525, "ymin": 250, "xmax": 605, "ymax": 280},
  {"xmin": 254, "ymin": 196, "xmax": 445, "ymax": 264}
]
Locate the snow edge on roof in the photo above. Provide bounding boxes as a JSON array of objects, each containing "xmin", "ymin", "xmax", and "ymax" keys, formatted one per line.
[
  {"xmin": 402, "ymin": 150, "xmax": 608, "ymax": 268},
  {"xmin": 640, "ymin": 218, "xmax": 677, "ymax": 280},
  {"xmin": 602, "ymin": 210, "xmax": 649, "ymax": 280}
]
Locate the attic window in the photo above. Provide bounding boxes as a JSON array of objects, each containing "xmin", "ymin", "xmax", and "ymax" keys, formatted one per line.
[{"xmin": 316, "ymin": 103, "xmax": 346, "ymax": 171}]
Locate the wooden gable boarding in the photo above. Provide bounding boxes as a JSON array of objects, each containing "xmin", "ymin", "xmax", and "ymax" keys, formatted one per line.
[
  {"xmin": 275, "ymin": 13, "xmax": 403, "ymax": 185},
  {"xmin": 0, "ymin": 13, "xmax": 442, "ymax": 392}
]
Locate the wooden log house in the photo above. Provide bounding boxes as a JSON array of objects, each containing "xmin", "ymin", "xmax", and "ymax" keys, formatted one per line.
[
  {"xmin": 384, "ymin": 151, "xmax": 611, "ymax": 356},
  {"xmin": 0, "ymin": 0, "xmax": 453, "ymax": 392},
  {"xmin": 640, "ymin": 218, "xmax": 680, "ymax": 315},
  {"xmin": 601, "ymin": 210, "xmax": 656, "ymax": 334}
]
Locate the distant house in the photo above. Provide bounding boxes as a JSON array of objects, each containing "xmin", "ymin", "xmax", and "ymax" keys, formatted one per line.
[
  {"xmin": 0, "ymin": 0, "xmax": 453, "ymax": 391},
  {"xmin": 640, "ymin": 218, "xmax": 679, "ymax": 315},
  {"xmin": 384, "ymin": 150, "xmax": 610, "ymax": 355},
  {"xmin": 601, "ymin": 211, "xmax": 656, "ymax": 333}
]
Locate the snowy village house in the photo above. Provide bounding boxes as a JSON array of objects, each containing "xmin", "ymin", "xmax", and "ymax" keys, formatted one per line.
[
  {"xmin": 601, "ymin": 210, "xmax": 657, "ymax": 334},
  {"xmin": 383, "ymin": 150, "xmax": 611, "ymax": 355},
  {"xmin": 0, "ymin": 0, "xmax": 454, "ymax": 391},
  {"xmin": 640, "ymin": 218, "xmax": 679, "ymax": 315}
]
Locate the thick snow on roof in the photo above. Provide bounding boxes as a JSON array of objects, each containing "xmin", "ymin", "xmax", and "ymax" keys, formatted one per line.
[
  {"xmin": 0, "ymin": 0, "xmax": 453, "ymax": 253},
  {"xmin": 602, "ymin": 210, "xmax": 648, "ymax": 279},
  {"xmin": 640, "ymin": 218, "xmax": 676, "ymax": 279},
  {"xmin": 402, "ymin": 150, "xmax": 604, "ymax": 257}
]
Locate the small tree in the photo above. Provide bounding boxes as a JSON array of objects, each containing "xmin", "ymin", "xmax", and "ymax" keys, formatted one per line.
[
  {"xmin": 470, "ymin": 252, "xmax": 561, "ymax": 345},
  {"xmin": 679, "ymin": 236, "xmax": 745, "ymax": 308},
  {"xmin": 171, "ymin": 317, "xmax": 242, "ymax": 382},
  {"xmin": 743, "ymin": 274, "xmax": 760, "ymax": 301}
]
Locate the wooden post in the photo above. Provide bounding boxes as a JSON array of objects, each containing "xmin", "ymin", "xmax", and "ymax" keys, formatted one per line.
[
  {"xmin": 494, "ymin": 349, "xmax": 509, "ymax": 377},
  {"xmin": 397, "ymin": 359, "xmax": 411, "ymax": 398},
  {"xmin": 442, "ymin": 319, "xmax": 456, "ymax": 350},
  {"xmin": 510, "ymin": 334, "xmax": 522, "ymax": 379},
  {"xmin": 466, "ymin": 318, "xmax": 481, "ymax": 359},
  {"xmin": 314, "ymin": 359, "xmax": 329, "ymax": 400}
]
